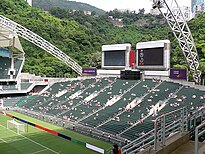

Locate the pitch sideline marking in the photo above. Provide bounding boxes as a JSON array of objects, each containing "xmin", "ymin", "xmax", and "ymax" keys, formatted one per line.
[
  {"xmin": 30, "ymin": 149, "xmax": 47, "ymax": 154},
  {"xmin": 0, "ymin": 124, "xmax": 59, "ymax": 154},
  {"xmin": 0, "ymin": 137, "xmax": 7, "ymax": 143}
]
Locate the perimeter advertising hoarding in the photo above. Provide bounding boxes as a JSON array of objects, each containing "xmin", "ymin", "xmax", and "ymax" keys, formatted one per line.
[
  {"xmin": 82, "ymin": 68, "xmax": 97, "ymax": 76},
  {"xmin": 170, "ymin": 68, "xmax": 187, "ymax": 80}
]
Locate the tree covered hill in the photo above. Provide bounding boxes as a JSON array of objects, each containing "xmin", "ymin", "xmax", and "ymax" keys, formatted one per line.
[
  {"xmin": 33, "ymin": 0, "xmax": 105, "ymax": 15},
  {"xmin": 0, "ymin": 0, "xmax": 204, "ymax": 80}
]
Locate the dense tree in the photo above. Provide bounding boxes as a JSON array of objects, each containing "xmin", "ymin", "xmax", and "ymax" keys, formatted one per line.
[
  {"xmin": 32, "ymin": 0, "xmax": 105, "ymax": 15},
  {"xmin": 0, "ymin": 0, "xmax": 204, "ymax": 81}
]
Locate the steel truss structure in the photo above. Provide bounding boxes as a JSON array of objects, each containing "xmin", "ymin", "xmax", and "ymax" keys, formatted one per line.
[
  {"xmin": 153, "ymin": 0, "xmax": 201, "ymax": 83},
  {"xmin": 0, "ymin": 15, "xmax": 82, "ymax": 75}
]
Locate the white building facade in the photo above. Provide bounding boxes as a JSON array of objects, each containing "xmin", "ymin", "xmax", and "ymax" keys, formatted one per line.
[
  {"xmin": 25, "ymin": 0, "xmax": 32, "ymax": 6},
  {"xmin": 191, "ymin": 0, "xmax": 205, "ymax": 17}
]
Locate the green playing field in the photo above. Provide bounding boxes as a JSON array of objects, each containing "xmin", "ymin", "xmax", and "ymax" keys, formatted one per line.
[{"xmin": 0, "ymin": 112, "xmax": 112, "ymax": 154}]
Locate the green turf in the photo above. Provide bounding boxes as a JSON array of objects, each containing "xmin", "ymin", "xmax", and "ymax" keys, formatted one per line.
[{"xmin": 0, "ymin": 112, "xmax": 112, "ymax": 154}]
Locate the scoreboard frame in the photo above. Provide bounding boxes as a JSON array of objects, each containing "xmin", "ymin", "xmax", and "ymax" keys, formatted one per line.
[
  {"xmin": 101, "ymin": 43, "xmax": 131, "ymax": 69},
  {"xmin": 136, "ymin": 40, "xmax": 170, "ymax": 70}
]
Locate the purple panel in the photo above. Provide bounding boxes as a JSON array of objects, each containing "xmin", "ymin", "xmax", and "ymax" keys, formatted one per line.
[
  {"xmin": 170, "ymin": 69, "xmax": 187, "ymax": 80},
  {"xmin": 82, "ymin": 68, "xmax": 97, "ymax": 76}
]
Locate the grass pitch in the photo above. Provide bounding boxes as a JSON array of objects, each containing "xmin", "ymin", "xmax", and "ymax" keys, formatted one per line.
[{"xmin": 0, "ymin": 112, "xmax": 112, "ymax": 154}]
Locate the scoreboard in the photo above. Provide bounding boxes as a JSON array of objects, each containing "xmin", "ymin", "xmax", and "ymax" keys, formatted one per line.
[
  {"xmin": 101, "ymin": 44, "xmax": 131, "ymax": 69},
  {"xmin": 136, "ymin": 40, "xmax": 170, "ymax": 70},
  {"xmin": 138, "ymin": 47, "xmax": 164, "ymax": 66},
  {"xmin": 104, "ymin": 50, "xmax": 125, "ymax": 66}
]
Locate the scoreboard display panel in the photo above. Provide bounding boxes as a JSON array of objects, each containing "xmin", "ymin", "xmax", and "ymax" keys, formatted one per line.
[
  {"xmin": 138, "ymin": 47, "xmax": 164, "ymax": 66},
  {"xmin": 104, "ymin": 50, "xmax": 125, "ymax": 66},
  {"xmin": 136, "ymin": 40, "xmax": 170, "ymax": 70},
  {"xmin": 102, "ymin": 44, "xmax": 131, "ymax": 69}
]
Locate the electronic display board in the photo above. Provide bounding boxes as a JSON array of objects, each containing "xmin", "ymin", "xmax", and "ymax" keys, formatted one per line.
[
  {"xmin": 102, "ymin": 44, "xmax": 131, "ymax": 69},
  {"xmin": 104, "ymin": 50, "xmax": 125, "ymax": 66},
  {"xmin": 138, "ymin": 47, "xmax": 163, "ymax": 66},
  {"xmin": 136, "ymin": 40, "xmax": 170, "ymax": 70}
]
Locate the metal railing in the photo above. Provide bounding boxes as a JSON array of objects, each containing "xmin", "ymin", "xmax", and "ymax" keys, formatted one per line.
[
  {"xmin": 154, "ymin": 107, "xmax": 188, "ymax": 150},
  {"xmin": 14, "ymin": 107, "xmax": 127, "ymax": 145},
  {"xmin": 122, "ymin": 107, "xmax": 188, "ymax": 153},
  {"xmin": 195, "ymin": 121, "xmax": 205, "ymax": 154}
]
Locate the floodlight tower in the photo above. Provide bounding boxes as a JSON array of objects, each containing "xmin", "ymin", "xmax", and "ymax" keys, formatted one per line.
[{"xmin": 152, "ymin": 0, "xmax": 201, "ymax": 84}]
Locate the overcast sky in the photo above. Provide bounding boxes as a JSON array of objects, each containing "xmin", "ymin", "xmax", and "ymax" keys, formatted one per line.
[{"xmin": 73, "ymin": 0, "xmax": 191, "ymax": 12}]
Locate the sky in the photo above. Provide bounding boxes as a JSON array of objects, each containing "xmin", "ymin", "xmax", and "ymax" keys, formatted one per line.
[{"xmin": 73, "ymin": 0, "xmax": 191, "ymax": 13}]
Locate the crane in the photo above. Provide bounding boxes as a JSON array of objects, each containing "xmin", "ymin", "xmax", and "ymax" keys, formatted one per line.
[{"xmin": 153, "ymin": 0, "xmax": 201, "ymax": 84}]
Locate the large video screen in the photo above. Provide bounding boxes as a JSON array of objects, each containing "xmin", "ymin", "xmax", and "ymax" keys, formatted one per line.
[
  {"xmin": 138, "ymin": 47, "xmax": 163, "ymax": 66},
  {"xmin": 104, "ymin": 50, "xmax": 125, "ymax": 66}
]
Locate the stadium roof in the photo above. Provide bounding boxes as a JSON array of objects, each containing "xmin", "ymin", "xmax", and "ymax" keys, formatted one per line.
[{"xmin": 0, "ymin": 26, "xmax": 24, "ymax": 53}]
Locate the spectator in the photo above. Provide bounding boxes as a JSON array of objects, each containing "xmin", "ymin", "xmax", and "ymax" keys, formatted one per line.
[
  {"xmin": 112, "ymin": 144, "xmax": 121, "ymax": 154},
  {"xmin": 112, "ymin": 144, "xmax": 118, "ymax": 154}
]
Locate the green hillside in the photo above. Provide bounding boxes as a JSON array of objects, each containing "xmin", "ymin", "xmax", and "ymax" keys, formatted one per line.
[
  {"xmin": 0, "ymin": 0, "xmax": 205, "ymax": 81},
  {"xmin": 33, "ymin": 0, "xmax": 105, "ymax": 15}
]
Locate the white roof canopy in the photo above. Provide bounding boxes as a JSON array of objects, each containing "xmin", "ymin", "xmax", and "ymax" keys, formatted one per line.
[{"xmin": 0, "ymin": 26, "xmax": 24, "ymax": 53}]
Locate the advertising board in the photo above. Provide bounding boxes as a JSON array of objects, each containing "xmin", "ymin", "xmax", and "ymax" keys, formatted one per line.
[
  {"xmin": 170, "ymin": 68, "xmax": 187, "ymax": 80},
  {"xmin": 82, "ymin": 68, "xmax": 97, "ymax": 76}
]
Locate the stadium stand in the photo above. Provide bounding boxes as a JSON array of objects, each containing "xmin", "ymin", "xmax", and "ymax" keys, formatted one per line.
[
  {"xmin": 12, "ymin": 78, "xmax": 205, "ymax": 145},
  {"xmin": 13, "ymin": 58, "xmax": 23, "ymax": 79},
  {"xmin": 59, "ymin": 78, "xmax": 136, "ymax": 121},
  {"xmin": 57, "ymin": 78, "xmax": 115, "ymax": 119},
  {"xmin": 3, "ymin": 96, "xmax": 23, "ymax": 107},
  {"xmin": 18, "ymin": 78, "xmax": 98, "ymax": 111},
  {"xmin": 166, "ymin": 86, "xmax": 205, "ymax": 112},
  {"xmin": 97, "ymin": 81, "xmax": 181, "ymax": 137},
  {"xmin": 20, "ymin": 83, "xmax": 32, "ymax": 90},
  {"xmin": 0, "ymin": 56, "xmax": 11, "ymax": 79},
  {"xmin": 80, "ymin": 79, "xmax": 157, "ymax": 127},
  {"xmin": 0, "ymin": 84, "xmax": 18, "ymax": 91}
]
